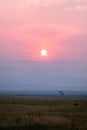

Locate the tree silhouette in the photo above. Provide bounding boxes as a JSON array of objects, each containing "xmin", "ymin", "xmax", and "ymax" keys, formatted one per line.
[{"xmin": 58, "ymin": 91, "xmax": 64, "ymax": 96}]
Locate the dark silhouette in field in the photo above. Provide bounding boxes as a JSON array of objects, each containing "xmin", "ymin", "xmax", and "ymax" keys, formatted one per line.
[{"xmin": 58, "ymin": 91, "xmax": 64, "ymax": 96}]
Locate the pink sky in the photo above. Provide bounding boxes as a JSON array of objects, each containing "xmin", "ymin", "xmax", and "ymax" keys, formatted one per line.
[{"xmin": 0, "ymin": 0, "xmax": 87, "ymax": 61}]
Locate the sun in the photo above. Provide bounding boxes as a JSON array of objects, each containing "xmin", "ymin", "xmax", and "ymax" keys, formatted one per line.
[{"xmin": 41, "ymin": 49, "xmax": 48, "ymax": 56}]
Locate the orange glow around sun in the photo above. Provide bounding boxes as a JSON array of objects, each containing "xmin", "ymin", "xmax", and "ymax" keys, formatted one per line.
[{"xmin": 41, "ymin": 49, "xmax": 48, "ymax": 56}]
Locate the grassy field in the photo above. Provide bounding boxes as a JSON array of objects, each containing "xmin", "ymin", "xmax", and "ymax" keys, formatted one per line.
[{"xmin": 0, "ymin": 96, "xmax": 87, "ymax": 130}]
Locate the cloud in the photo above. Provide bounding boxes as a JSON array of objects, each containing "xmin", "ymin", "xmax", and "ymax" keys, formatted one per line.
[
  {"xmin": 1, "ymin": 0, "xmax": 87, "ymax": 17},
  {"xmin": 75, "ymin": 5, "xmax": 87, "ymax": 11},
  {"xmin": 0, "ymin": 0, "xmax": 69, "ymax": 7},
  {"xmin": 0, "ymin": 0, "xmax": 86, "ymax": 33},
  {"xmin": 67, "ymin": 5, "xmax": 87, "ymax": 11},
  {"xmin": 0, "ymin": 0, "xmax": 86, "ymax": 61},
  {"xmin": 66, "ymin": 0, "xmax": 87, "ymax": 11},
  {"xmin": 0, "ymin": 0, "xmax": 87, "ymax": 8},
  {"xmin": 0, "ymin": 23, "xmax": 82, "ymax": 60}
]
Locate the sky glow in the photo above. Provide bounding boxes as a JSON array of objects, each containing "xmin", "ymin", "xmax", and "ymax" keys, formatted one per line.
[{"xmin": 0, "ymin": 0, "xmax": 87, "ymax": 90}]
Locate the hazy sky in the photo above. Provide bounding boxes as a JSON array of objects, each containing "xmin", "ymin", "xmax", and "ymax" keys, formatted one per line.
[{"xmin": 0, "ymin": 0, "xmax": 87, "ymax": 90}]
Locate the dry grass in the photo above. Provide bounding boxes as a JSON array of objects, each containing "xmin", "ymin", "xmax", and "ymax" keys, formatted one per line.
[{"xmin": 0, "ymin": 96, "xmax": 87, "ymax": 130}]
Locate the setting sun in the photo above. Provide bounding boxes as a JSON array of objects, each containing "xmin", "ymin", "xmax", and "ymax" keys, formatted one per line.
[{"xmin": 41, "ymin": 49, "xmax": 48, "ymax": 56}]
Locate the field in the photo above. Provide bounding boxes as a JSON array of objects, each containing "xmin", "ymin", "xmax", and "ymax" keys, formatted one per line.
[{"xmin": 0, "ymin": 96, "xmax": 87, "ymax": 130}]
